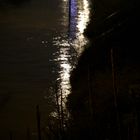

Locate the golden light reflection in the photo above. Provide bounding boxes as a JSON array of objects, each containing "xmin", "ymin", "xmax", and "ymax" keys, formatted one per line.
[
  {"xmin": 57, "ymin": 0, "xmax": 90, "ymax": 100},
  {"xmin": 75, "ymin": 0, "xmax": 90, "ymax": 54},
  {"xmin": 77, "ymin": 0, "xmax": 90, "ymax": 34},
  {"xmin": 53, "ymin": 37, "xmax": 72, "ymax": 103},
  {"xmin": 68, "ymin": 0, "xmax": 90, "ymax": 55},
  {"xmin": 51, "ymin": 0, "xmax": 90, "ymax": 116}
]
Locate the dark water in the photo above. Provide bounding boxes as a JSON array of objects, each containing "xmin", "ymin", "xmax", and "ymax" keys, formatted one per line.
[{"xmin": 0, "ymin": 0, "xmax": 90, "ymax": 139}]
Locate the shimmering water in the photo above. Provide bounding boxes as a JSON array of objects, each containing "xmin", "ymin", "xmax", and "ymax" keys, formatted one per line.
[{"xmin": 0, "ymin": 0, "xmax": 90, "ymax": 138}]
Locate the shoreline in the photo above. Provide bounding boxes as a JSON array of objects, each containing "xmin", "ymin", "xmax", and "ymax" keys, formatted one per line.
[{"xmin": 67, "ymin": 0, "xmax": 140, "ymax": 139}]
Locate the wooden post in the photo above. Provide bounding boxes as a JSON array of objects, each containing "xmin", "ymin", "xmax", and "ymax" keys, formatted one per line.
[
  {"xmin": 69, "ymin": 0, "xmax": 71, "ymax": 24},
  {"xmin": 36, "ymin": 105, "xmax": 41, "ymax": 140},
  {"xmin": 88, "ymin": 63, "xmax": 93, "ymax": 120},
  {"xmin": 111, "ymin": 48, "xmax": 121, "ymax": 140},
  {"xmin": 111, "ymin": 48, "xmax": 118, "ymax": 108},
  {"xmin": 68, "ymin": 0, "xmax": 71, "ymax": 36},
  {"xmin": 60, "ymin": 89, "xmax": 64, "ymax": 131},
  {"xmin": 87, "ymin": 62, "xmax": 95, "ymax": 139},
  {"xmin": 60, "ymin": 89, "xmax": 65, "ymax": 140},
  {"xmin": 54, "ymin": 85, "xmax": 62, "ymax": 140},
  {"xmin": 55, "ymin": 87, "xmax": 61, "ymax": 127},
  {"xmin": 9, "ymin": 131, "xmax": 13, "ymax": 140},
  {"xmin": 26, "ymin": 127, "xmax": 31, "ymax": 140},
  {"xmin": 131, "ymin": 89, "xmax": 139, "ymax": 140}
]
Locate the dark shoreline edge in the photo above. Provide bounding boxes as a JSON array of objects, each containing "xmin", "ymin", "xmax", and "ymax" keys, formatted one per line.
[
  {"xmin": 69, "ymin": 0, "xmax": 140, "ymax": 96},
  {"xmin": 67, "ymin": 0, "xmax": 140, "ymax": 139},
  {"xmin": 69, "ymin": 0, "xmax": 140, "ymax": 95}
]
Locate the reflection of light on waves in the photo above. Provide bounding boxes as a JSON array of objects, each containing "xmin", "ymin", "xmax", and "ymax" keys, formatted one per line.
[
  {"xmin": 77, "ymin": 0, "xmax": 90, "ymax": 34},
  {"xmin": 58, "ymin": 0, "xmax": 72, "ymax": 106},
  {"xmin": 59, "ymin": 46, "xmax": 72, "ymax": 103},
  {"xmin": 73, "ymin": 0, "xmax": 90, "ymax": 55},
  {"xmin": 59, "ymin": 0, "xmax": 90, "ymax": 99},
  {"xmin": 53, "ymin": 38, "xmax": 72, "ymax": 106},
  {"xmin": 60, "ymin": 62, "xmax": 71, "ymax": 99},
  {"xmin": 52, "ymin": 0, "xmax": 90, "ymax": 113}
]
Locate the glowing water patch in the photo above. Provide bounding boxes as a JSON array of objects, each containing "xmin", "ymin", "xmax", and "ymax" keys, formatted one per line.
[{"xmin": 50, "ymin": 0, "xmax": 90, "ymax": 118}]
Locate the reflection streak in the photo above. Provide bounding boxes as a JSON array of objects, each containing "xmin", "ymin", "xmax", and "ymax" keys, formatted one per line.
[
  {"xmin": 77, "ymin": 0, "xmax": 90, "ymax": 34},
  {"xmin": 52, "ymin": 0, "xmax": 90, "ymax": 114}
]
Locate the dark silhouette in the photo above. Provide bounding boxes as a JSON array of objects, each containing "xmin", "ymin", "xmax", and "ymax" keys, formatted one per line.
[{"xmin": 67, "ymin": 0, "xmax": 140, "ymax": 139}]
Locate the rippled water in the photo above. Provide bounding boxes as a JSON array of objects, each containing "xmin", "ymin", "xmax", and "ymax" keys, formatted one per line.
[
  {"xmin": 0, "ymin": 0, "xmax": 90, "ymax": 138},
  {"xmin": 52, "ymin": 0, "xmax": 90, "ymax": 115}
]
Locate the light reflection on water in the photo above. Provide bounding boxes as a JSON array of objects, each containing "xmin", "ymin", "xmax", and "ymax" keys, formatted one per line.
[
  {"xmin": 51, "ymin": 0, "xmax": 90, "ymax": 113},
  {"xmin": 0, "ymin": 0, "xmax": 90, "ymax": 137}
]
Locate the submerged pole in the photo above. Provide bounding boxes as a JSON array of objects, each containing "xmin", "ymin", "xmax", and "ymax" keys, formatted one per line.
[
  {"xmin": 9, "ymin": 131, "xmax": 13, "ymax": 140},
  {"xmin": 111, "ymin": 48, "xmax": 121, "ymax": 140},
  {"xmin": 68, "ymin": 0, "xmax": 71, "ymax": 35},
  {"xmin": 69, "ymin": 0, "xmax": 71, "ymax": 23},
  {"xmin": 36, "ymin": 105, "xmax": 42, "ymax": 140},
  {"xmin": 26, "ymin": 127, "xmax": 31, "ymax": 140}
]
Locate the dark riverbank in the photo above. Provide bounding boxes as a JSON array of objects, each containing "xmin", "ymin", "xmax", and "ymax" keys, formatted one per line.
[{"xmin": 67, "ymin": 0, "xmax": 140, "ymax": 139}]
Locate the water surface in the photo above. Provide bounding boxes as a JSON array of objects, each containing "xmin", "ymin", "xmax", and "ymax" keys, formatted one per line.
[{"xmin": 0, "ymin": 0, "xmax": 90, "ymax": 138}]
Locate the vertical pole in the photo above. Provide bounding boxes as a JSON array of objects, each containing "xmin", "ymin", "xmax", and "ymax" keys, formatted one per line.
[
  {"xmin": 36, "ymin": 105, "xmax": 41, "ymax": 140},
  {"xmin": 87, "ymin": 62, "xmax": 94, "ymax": 139},
  {"xmin": 69, "ymin": 0, "xmax": 71, "ymax": 23},
  {"xmin": 88, "ymin": 63, "xmax": 93, "ymax": 120},
  {"xmin": 68, "ymin": 0, "xmax": 71, "ymax": 35},
  {"xmin": 9, "ymin": 131, "xmax": 13, "ymax": 140},
  {"xmin": 131, "ymin": 89, "xmax": 138, "ymax": 140},
  {"xmin": 60, "ymin": 89, "xmax": 64, "ymax": 131},
  {"xmin": 55, "ymin": 85, "xmax": 61, "ymax": 140},
  {"xmin": 55, "ymin": 87, "xmax": 61, "ymax": 127},
  {"xmin": 26, "ymin": 127, "xmax": 31, "ymax": 140},
  {"xmin": 60, "ymin": 89, "xmax": 65, "ymax": 140},
  {"xmin": 111, "ymin": 48, "xmax": 121, "ymax": 140},
  {"xmin": 111, "ymin": 48, "xmax": 118, "ymax": 109}
]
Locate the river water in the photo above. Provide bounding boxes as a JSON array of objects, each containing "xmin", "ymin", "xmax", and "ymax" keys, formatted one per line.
[{"xmin": 0, "ymin": 0, "xmax": 90, "ymax": 139}]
